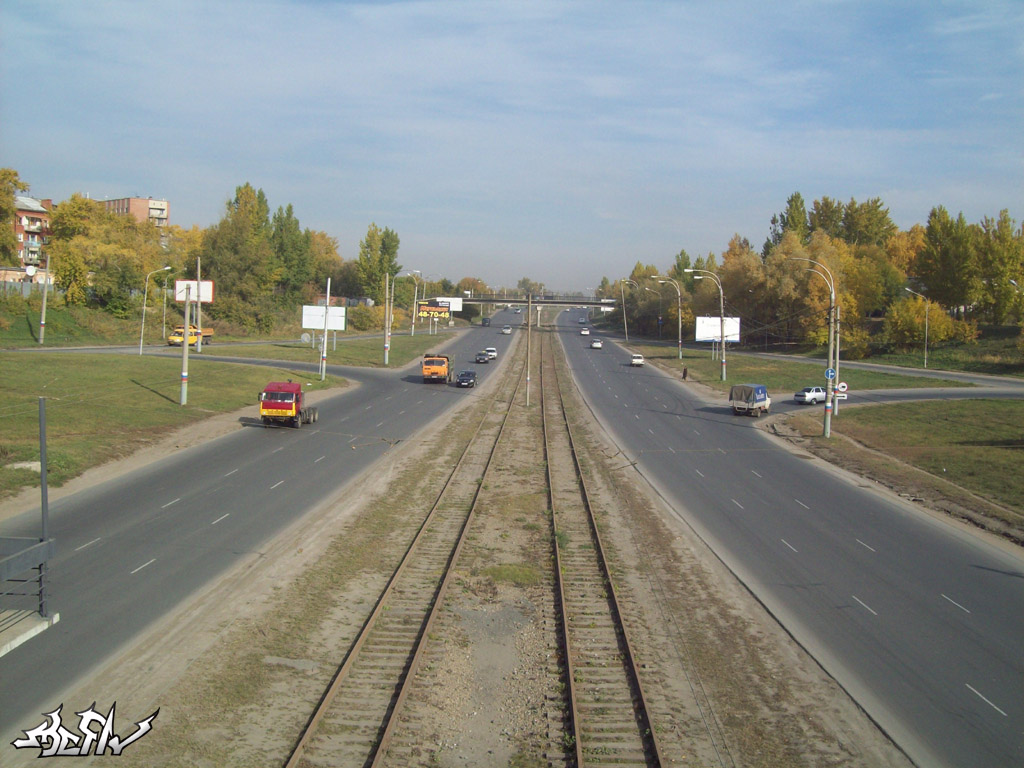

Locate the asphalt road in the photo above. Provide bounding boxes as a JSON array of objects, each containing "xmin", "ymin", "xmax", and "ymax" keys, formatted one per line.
[
  {"xmin": 0, "ymin": 312, "xmax": 524, "ymax": 748},
  {"xmin": 557, "ymin": 310, "xmax": 1024, "ymax": 768}
]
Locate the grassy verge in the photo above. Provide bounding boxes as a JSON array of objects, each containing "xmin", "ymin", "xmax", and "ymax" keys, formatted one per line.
[
  {"xmin": 209, "ymin": 332, "xmax": 460, "ymax": 368},
  {"xmin": 0, "ymin": 352, "xmax": 345, "ymax": 500},
  {"xmin": 780, "ymin": 401, "xmax": 1024, "ymax": 540},
  {"xmin": 630, "ymin": 343, "xmax": 969, "ymax": 394}
]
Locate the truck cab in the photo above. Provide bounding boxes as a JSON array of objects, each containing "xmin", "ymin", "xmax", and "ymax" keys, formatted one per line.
[{"xmin": 259, "ymin": 381, "xmax": 318, "ymax": 428}]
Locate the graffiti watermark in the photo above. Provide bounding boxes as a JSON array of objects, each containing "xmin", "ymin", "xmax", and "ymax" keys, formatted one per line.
[{"xmin": 12, "ymin": 703, "xmax": 158, "ymax": 757}]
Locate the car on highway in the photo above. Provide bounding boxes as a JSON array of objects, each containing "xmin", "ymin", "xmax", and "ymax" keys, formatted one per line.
[
  {"xmin": 475, "ymin": 351, "xmax": 489, "ymax": 363},
  {"xmin": 578, "ymin": 317, "xmax": 587, "ymax": 324},
  {"xmin": 501, "ymin": 325, "xmax": 512, "ymax": 334},
  {"xmin": 590, "ymin": 339, "xmax": 603, "ymax": 349},
  {"xmin": 794, "ymin": 386, "xmax": 827, "ymax": 404},
  {"xmin": 456, "ymin": 370, "xmax": 477, "ymax": 387},
  {"xmin": 630, "ymin": 353, "xmax": 645, "ymax": 366},
  {"xmin": 513, "ymin": 307, "xmax": 522, "ymax": 313},
  {"xmin": 485, "ymin": 347, "xmax": 498, "ymax": 359},
  {"xmin": 580, "ymin": 327, "xmax": 590, "ymax": 335}
]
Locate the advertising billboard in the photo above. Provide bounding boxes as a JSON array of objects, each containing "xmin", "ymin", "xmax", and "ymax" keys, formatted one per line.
[{"xmin": 695, "ymin": 316, "xmax": 741, "ymax": 342}]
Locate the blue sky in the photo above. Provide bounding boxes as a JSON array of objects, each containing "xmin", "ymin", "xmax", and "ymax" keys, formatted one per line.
[{"xmin": 2, "ymin": 1, "xmax": 1021, "ymax": 290}]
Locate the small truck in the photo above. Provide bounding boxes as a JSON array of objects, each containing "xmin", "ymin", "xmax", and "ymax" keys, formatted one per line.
[
  {"xmin": 167, "ymin": 324, "xmax": 214, "ymax": 346},
  {"xmin": 258, "ymin": 381, "xmax": 318, "ymax": 428},
  {"xmin": 729, "ymin": 383, "xmax": 771, "ymax": 417},
  {"xmin": 422, "ymin": 353, "xmax": 452, "ymax": 383}
]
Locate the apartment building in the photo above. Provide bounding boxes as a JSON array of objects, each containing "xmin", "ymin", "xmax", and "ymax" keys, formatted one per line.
[
  {"xmin": 104, "ymin": 196, "xmax": 170, "ymax": 227},
  {"xmin": 13, "ymin": 195, "xmax": 52, "ymax": 266}
]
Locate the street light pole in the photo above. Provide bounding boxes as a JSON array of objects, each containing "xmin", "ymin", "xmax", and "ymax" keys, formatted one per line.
[
  {"xmin": 655, "ymin": 276, "xmax": 682, "ymax": 360},
  {"xmin": 684, "ymin": 269, "xmax": 726, "ymax": 380},
  {"xmin": 905, "ymin": 287, "xmax": 929, "ymax": 369},
  {"xmin": 140, "ymin": 266, "xmax": 171, "ymax": 355},
  {"xmin": 789, "ymin": 258, "xmax": 836, "ymax": 437},
  {"xmin": 621, "ymin": 279, "xmax": 639, "ymax": 341}
]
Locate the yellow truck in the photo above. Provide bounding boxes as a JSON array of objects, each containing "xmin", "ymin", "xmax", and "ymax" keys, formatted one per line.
[
  {"xmin": 422, "ymin": 353, "xmax": 451, "ymax": 383},
  {"xmin": 167, "ymin": 325, "xmax": 214, "ymax": 346}
]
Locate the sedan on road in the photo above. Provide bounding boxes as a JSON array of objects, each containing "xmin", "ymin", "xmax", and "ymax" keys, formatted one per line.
[
  {"xmin": 590, "ymin": 339, "xmax": 603, "ymax": 349},
  {"xmin": 501, "ymin": 325, "xmax": 512, "ymax": 334},
  {"xmin": 475, "ymin": 351, "xmax": 489, "ymax": 363},
  {"xmin": 456, "ymin": 370, "xmax": 477, "ymax": 387},
  {"xmin": 794, "ymin": 386, "xmax": 827, "ymax": 404},
  {"xmin": 580, "ymin": 327, "xmax": 590, "ymax": 335},
  {"xmin": 630, "ymin": 353, "xmax": 645, "ymax": 366}
]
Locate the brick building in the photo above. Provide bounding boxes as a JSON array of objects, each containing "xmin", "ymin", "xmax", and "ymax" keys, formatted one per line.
[{"xmin": 104, "ymin": 197, "xmax": 169, "ymax": 228}]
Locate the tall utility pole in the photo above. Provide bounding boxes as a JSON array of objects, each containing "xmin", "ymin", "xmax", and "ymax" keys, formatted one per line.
[
  {"xmin": 685, "ymin": 269, "xmax": 726, "ymax": 380},
  {"xmin": 655, "ymin": 276, "xmax": 683, "ymax": 360},
  {"xmin": 790, "ymin": 258, "xmax": 836, "ymax": 437},
  {"xmin": 905, "ymin": 287, "xmax": 929, "ymax": 369},
  {"xmin": 180, "ymin": 284, "xmax": 191, "ymax": 406},
  {"xmin": 195, "ymin": 257, "xmax": 204, "ymax": 353},
  {"xmin": 620, "ymin": 279, "xmax": 639, "ymax": 341}
]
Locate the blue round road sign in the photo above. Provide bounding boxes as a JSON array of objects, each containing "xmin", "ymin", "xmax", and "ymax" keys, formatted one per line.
[{"xmin": 825, "ymin": 367, "xmax": 836, "ymax": 380}]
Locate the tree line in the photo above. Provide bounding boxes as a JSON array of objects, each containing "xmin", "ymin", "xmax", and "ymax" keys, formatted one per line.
[{"xmin": 597, "ymin": 193, "xmax": 1022, "ymax": 358}]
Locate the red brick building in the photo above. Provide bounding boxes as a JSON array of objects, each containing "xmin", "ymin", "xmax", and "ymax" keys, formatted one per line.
[{"xmin": 103, "ymin": 197, "xmax": 169, "ymax": 228}]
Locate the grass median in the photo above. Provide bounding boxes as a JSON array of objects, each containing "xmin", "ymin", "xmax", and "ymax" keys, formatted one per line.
[{"xmin": 0, "ymin": 351, "xmax": 345, "ymax": 501}]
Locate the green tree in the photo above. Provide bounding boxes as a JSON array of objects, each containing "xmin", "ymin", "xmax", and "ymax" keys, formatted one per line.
[
  {"xmin": 271, "ymin": 203, "xmax": 312, "ymax": 301},
  {"xmin": 808, "ymin": 196, "xmax": 845, "ymax": 240},
  {"xmin": 357, "ymin": 223, "xmax": 401, "ymax": 304},
  {"xmin": 841, "ymin": 197, "xmax": 897, "ymax": 246},
  {"xmin": 0, "ymin": 168, "xmax": 30, "ymax": 266},
  {"xmin": 975, "ymin": 210, "xmax": 1023, "ymax": 323},
  {"xmin": 763, "ymin": 192, "xmax": 809, "ymax": 255},
  {"xmin": 916, "ymin": 206, "xmax": 979, "ymax": 314}
]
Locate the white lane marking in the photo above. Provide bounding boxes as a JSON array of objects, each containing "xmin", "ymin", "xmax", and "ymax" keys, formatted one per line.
[
  {"xmin": 693, "ymin": 429, "xmax": 700, "ymax": 436},
  {"xmin": 695, "ymin": 469, "xmax": 705, "ymax": 478},
  {"xmin": 211, "ymin": 513, "xmax": 230, "ymax": 525},
  {"xmin": 375, "ymin": 421, "xmax": 385, "ymax": 428},
  {"xmin": 852, "ymin": 595, "xmax": 878, "ymax": 616},
  {"xmin": 340, "ymin": 416, "xmax": 350, "ymax": 422},
  {"xmin": 348, "ymin": 435, "xmax": 358, "ymax": 443},
  {"xmin": 384, "ymin": 395, "xmax": 393, "ymax": 401},
  {"xmin": 270, "ymin": 480, "xmax": 284, "ymax": 489},
  {"xmin": 795, "ymin": 499, "xmax": 810, "ymax": 509},
  {"xmin": 272, "ymin": 446, "xmax": 284, "ymax": 454},
  {"xmin": 314, "ymin": 456, "xmax": 325, "ymax": 463},
  {"xmin": 731, "ymin": 499, "xmax": 744, "ymax": 509},
  {"xmin": 224, "ymin": 469, "xmax": 238, "ymax": 477},
  {"xmin": 781, "ymin": 539, "xmax": 798, "ymax": 553},
  {"xmin": 161, "ymin": 498, "xmax": 180, "ymax": 509},
  {"xmin": 965, "ymin": 684, "xmax": 1007, "ymax": 717},
  {"xmin": 942, "ymin": 594, "xmax": 971, "ymax": 614},
  {"xmin": 75, "ymin": 538, "xmax": 101, "ymax": 552},
  {"xmin": 131, "ymin": 559, "xmax": 156, "ymax": 575},
  {"xmin": 648, "ymin": 428, "xmax": 655, "ymax": 435},
  {"xmin": 751, "ymin": 470, "xmax": 762, "ymax": 478},
  {"xmin": 668, "ymin": 446, "xmax": 676, "ymax": 454},
  {"xmin": 856, "ymin": 539, "xmax": 876, "ymax": 553},
  {"xmin": 718, "ymin": 448, "xmax": 726, "ymax": 455}
]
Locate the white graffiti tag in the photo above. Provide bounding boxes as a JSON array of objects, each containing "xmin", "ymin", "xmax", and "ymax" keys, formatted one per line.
[{"xmin": 12, "ymin": 702, "xmax": 158, "ymax": 757}]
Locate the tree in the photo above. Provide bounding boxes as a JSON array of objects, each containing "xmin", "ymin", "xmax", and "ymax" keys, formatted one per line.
[
  {"xmin": 516, "ymin": 277, "xmax": 545, "ymax": 295},
  {"xmin": 270, "ymin": 204, "xmax": 311, "ymax": 301},
  {"xmin": 916, "ymin": 206, "xmax": 979, "ymax": 314},
  {"xmin": 356, "ymin": 223, "xmax": 401, "ymax": 304},
  {"xmin": 841, "ymin": 197, "xmax": 897, "ymax": 246},
  {"xmin": 808, "ymin": 196, "xmax": 845, "ymax": 240},
  {"xmin": 975, "ymin": 210, "xmax": 1023, "ymax": 323},
  {"xmin": 886, "ymin": 224, "xmax": 926, "ymax": 275},
  {"xmin": 0, "ymin": 168, "xmax": 30, "ymax": 265},
  {"xmin": 763, "ymin": 192, "xmax": 809, "ymax": 255}
]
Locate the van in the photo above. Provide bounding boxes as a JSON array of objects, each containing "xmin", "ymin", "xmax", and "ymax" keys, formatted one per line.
[{"xmin": 481, "ymin": 317, "xmax": 491, "ymax": 327}]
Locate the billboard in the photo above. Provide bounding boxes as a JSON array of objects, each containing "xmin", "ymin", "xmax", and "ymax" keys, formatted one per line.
[
  {"xmin": 174, "ymin": 280, "xmax": 214, "ymax": 303},
  {"xmin": 417, "ymin": 300, "xmax": 451, "ymax": 320},
  {"xmin": 435, "ymin": 296, "xmax": 464, "ymax": 312},
  {"xmin": 302, "ymin": 305, "xmax": 347, "ymax": 331},
  {"xmin": 695, "ymin": 316, "xmax": 740, "ymax": 342}
]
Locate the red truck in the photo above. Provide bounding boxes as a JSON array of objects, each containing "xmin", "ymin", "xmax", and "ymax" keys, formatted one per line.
[{"xmin": 258, "ymin": 381, "xmax": 318, "ymax": 428}]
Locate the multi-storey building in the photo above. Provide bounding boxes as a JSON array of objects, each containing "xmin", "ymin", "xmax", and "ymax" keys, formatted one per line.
[
  {"xmin": 14, "ymin": 195, "xmax": 52, "ymax": 267},
  {"xmin": 104, "ymin": 196, "xmax": 170, "ymax": 228}
]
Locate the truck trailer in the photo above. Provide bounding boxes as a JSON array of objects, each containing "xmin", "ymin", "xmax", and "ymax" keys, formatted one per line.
[
  {"xmin": 167, "ymin": 325, "xmax": 214, "ymax": 346},
  {"xmin": 259, "ymin": 381, "xmax": 318, "ymax": 428},
  {"xmin": 729, "ymin": 384, "xmax": 771, "ymax": 417}
]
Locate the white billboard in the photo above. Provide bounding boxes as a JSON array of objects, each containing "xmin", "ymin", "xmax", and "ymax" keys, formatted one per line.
[
  {"xmin": 695, "ymin": 316, "xmax": 740, "ymax": 342},
  {"xmin": 435, "ymin": 296, "xmax": 464, "ymax": 312},
  {"xmin": 302, "ymin": 305, "xmax": 347, "ymax": 331},
  {"xmin": 174, "ymin": 280, "xmax": 214, "ymax": 303}
]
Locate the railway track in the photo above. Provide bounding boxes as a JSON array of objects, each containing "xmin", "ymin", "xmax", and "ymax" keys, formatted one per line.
[
  {"xmin": 540, "ymin": 330, "xmax": 663, "ymax": 767},
  {"xmin": 283, "ymin": 346, "xmax": 529, "ymax": 767}
]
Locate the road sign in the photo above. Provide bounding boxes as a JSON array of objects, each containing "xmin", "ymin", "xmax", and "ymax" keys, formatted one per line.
[
  {"xmin": 825, "ymin": 367, "xmax": 836, "ymax": 380},
  {"xmin": 835, "ymin": 392, "xmax": 848, "ymax": 400},
  {"xmin": 837, "ymin": 381, "xmax": 849, "ymax": 393}
]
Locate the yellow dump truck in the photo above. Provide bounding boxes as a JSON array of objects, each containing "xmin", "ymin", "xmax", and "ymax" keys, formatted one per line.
[
  {"xmin": 422, "ymin": 353, "xmax": 451, "ymax": 383},
  {"xmin": 167, "ymin": 325, "xmax": 214, "ymax": 346}
]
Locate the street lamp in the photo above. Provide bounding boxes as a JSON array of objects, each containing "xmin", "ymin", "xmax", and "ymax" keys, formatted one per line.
[
  {"xmin": 789, "ymin": 258, "xmax": 836, "ymax": 437},
  {"xmin": 684, "ymin": 269, "xmax": 726, "ymax": 380},
  {"xmin": 905, "ymin": 287, "xmax": 930, "ymax": 369},
  {"xmin": 139, "ymin": 266, "xmax": 172, "ymax": 355},
  {"xmin": 655, "ymin": 276, "xmax": 683, "ymax": 360},
  {"xmin": 409, "ymin": 270, "xmax": 422, "ymax": 336},
  {"xmin": 620, "ymin": 279, "xmax": 639, "ymax": 341},
  {"xmin": 642, "ymin": 286, "xmax": 663, "ymax": 339}
]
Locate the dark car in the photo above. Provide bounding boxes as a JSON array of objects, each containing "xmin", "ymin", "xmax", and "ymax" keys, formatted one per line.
[
  {"xmin": 456, "ymin": 370, "xmax": 477, "ymax": 387},
  {"xmin": 475, "ymin": 351, "xmax": 489, "ymax": 363}
]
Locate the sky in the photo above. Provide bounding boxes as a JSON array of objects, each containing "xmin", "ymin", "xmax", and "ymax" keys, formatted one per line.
[{"xmin": 2, "ymin": 1, "xmax": 1021, "ymax": 291}]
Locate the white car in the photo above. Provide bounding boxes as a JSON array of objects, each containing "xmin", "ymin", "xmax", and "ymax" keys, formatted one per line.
[
  {"xmin": 485, "ymin": 347, "xmax": 498, "ymax": 359},
  {"xmin": 630, "ymin": 353, "xmax": 645, "ymax": 366},
  {"xmin": 590, "ymin": 339, "xmax": 603, "ymax": 349},
  {"xmin": 794, "ymin": 386, "xmax": 826, "ymax": 404},
  {"xmin": 580, "ymin": 327, "xmax": 590, "ymax": 335},
  {"xmin": 501, "ymin": 325, "xmax": 512, "ymax": 334}
]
